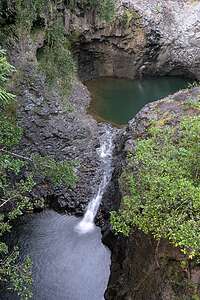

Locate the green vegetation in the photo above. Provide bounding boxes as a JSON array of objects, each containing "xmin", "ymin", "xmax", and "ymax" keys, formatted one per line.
[
  {"xmin": 15, "ymin": 0, "xmax": 46, "ymax": 34},
  {"xmin": 67, "ymin": 0, "xmax": 116, "ymax": 22},
  {"xmin": 0, "ymin": 0, "xmax": 115, "ymax": 298},
  {"xmin": 122, "ymin": 8, "xmax": 141, "ymax": 28},
  {"xmin": 14, "ymin": 1, "xmax": 77, "ymax": 98},
  {"xmin": 33, "ymin": 154, "xmax": 77, "ymax": 187},
  {"xmin": 15, "ymin": 0, "xmax": 116, "ymax": 30},
  {"xmin": 38, "ymin": 18, "xmax": 76, "ymax": 97},
  {"xmin": 98, "ymin": 0, "xmax": 116, "ymax": 22},
  {"xmin": 1, "ymin": 0, "xmax": 116, "ymax": 100},
  {"xmin": 187, "ymin": 81, "xmax": 200, "ymax": 89},
  {"xmin": 0, "ymin": 49, "xmax": 33, "ymax": 300},
  {"xmin": 111, "ymin": 116, "xmax": 200, "ymax": 259},
  {"xmin": 15, "ymin": 0, "xmax": 116, "ymax": 28},
  {"xmin": 0, "ymin": 50, "xmax": 77, "ymax": 298},
  {"xmin": 184, "ymin": 97, "xmax": 200, "ymax": 110}
]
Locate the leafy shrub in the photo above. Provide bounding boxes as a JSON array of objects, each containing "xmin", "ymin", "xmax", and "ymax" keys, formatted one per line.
[
  {"xmin": 122, "ymin": 8, "xmax": 140, "ymax": 28},
  {"xmin": 3, "ymin": 0, "xmax": 115, "ymax": 100},
  {"xmin": 98, "ymin": 0, "xmax": 115, "ymax": 22},
  {"xmin": 0, "ymin": 49, "xmax": 16, "ymax": 105},
  {"xmin": 111, "ymin": 116, "xmax": 200, "ymax": 258},
  {"xmin": 187, "ymin": 81, "xmax": 200, "ymax": 89},
  {"xmin": 67, "ymin": 0, "xmax": 116, "ymax": 21},
  {"xmin": 33, "ymin": 154, "xmax": 77, "ymax": 187},
  {"xmin": 38, "ymin": 18, "xmax": 76, "ymax": 97},
  {"xmin": 0, "ymin": 49, "xmax": 33, "ymax": 299}
]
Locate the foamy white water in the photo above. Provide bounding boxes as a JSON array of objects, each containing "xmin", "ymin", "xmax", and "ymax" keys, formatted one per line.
[{"xmin": 76, "ymin": 126, "xmax": 114, "ymax": 234}]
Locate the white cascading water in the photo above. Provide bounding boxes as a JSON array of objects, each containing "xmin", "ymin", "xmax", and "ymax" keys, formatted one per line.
[{"xmin": 75, "ymin": 126, "xmax": 114, "ymax": 234}]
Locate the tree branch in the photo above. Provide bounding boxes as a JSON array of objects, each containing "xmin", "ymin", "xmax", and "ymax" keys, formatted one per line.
[
  {"xmin": 0, "ymin": 199, "xmax": 11, "ymax": 208},
  {"xmin": 0, "ymin": 148, "xmax": 33, "ymax": 163}
]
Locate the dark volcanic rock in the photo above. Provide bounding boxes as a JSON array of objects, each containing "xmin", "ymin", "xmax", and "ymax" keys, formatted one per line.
[
  {"xmin": 66, "ymin": 1, "xmax": 200, "ymax": 81},
  {"xmin": 7, "ymin": 33, "xmax": 119, "ymax": 216},
  {"xmin": 16, "ymin": 69, "xmax": 114, "ymax": 215}
]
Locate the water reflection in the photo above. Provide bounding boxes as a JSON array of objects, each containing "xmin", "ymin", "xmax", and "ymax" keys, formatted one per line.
[{"xmin": 86, "ymin": 77, "xmax": 190, "ymax": 125}]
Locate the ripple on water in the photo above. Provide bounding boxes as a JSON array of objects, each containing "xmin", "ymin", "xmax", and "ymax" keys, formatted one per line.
[{"xmin": 1, "ymin": 210, "xmax": 111, "ymax": 300}]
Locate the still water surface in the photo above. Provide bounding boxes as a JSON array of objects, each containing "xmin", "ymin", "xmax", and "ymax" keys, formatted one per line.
[
  {"xmin": 1, "ymin": 210, "xmax": 110, "ymax": 300},
  {"xmin": 86, "ymin": 77, "xmax": 190, "ymax": 125}
]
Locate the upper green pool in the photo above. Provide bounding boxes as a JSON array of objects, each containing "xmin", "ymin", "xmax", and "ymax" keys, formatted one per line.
[{"xmin": 86, "ymin": 77, "xmax": 190, "ymax": 126}]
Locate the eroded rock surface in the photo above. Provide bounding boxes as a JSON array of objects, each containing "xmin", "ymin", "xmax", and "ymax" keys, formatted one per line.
[
  {"xmin": 66, "ymin": 0, "xmax": 200, "ymax": 80},
  {"xmin": 6, "ymin": 32, "xmax": 119, "ymax": 216}
]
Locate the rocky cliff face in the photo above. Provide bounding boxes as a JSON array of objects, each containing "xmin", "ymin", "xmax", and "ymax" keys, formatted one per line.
[
  {"xmin": 105, "ymin": 87, "xmax": 200, "ymax": 300},
  {"xmin": 66, "ymin": 0, "xmax": 200, "ymax": 80},
  {"xmin": 2, "ymin": 26, "xmax": 112, "ymax": 218}
]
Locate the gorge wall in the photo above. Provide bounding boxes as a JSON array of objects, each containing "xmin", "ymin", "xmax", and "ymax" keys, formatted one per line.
[
  {"xmin": 69, "ymin": 0, "xmax": 200, "ymax": 80},
  {"xmin": 0, "ymin": 0, "xmax": 200, "ymax": 299}
]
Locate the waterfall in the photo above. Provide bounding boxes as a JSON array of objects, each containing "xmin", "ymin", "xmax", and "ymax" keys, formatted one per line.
[{"xmin": 75, "ymin": 126, "xmax": 114, "ymax": 234}]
